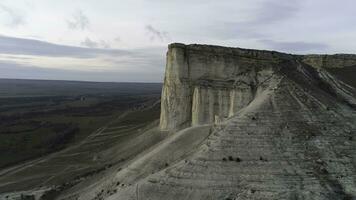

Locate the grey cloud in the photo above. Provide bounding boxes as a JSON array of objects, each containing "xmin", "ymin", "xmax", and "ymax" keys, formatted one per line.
[
  {"xmin": 80, "ymin": 37, "xmax": 111, "ymax": 49},
  {"xmin": 0, "ymin": 36, "xmax": 166, "ymax": 82},
  {"xmin": 0, "ymin": 4, "xmax": 26, "ymax": 28},
  {"xmin": 252, "ymin": 0, "xmax": 302, "ymax": 25},
  {"xmin": 80, "ymin": 37, "xmax": 99, "ymax": 48},
  {"xmin": 0, "ymin": 35, "xmax": 128, "ymax": 58},
  {"xmin": 66, "ymin": 10, "xmax": 90, "ymax": 30},
  {"xmin": 100, "ymin": 40, "xmax": 111, "ymax": 49},
  {"xmin": 0, "ymin": 59, "xmax": 164, "ymax": 83},
  {"xmin": 201, "ymin": 0, "xmax": 304, "ymax": 40},
  {"xmin": 1, "ymin": 55, "xmax": 32, "ymax": 60},
  {"xmin": 145, "ymin": 25, "xmax": 170, "ymax": 42},
  {"xmin": 260, "ymin": 39, "xmax": 329, "ymax": 53},
  {"xmin": 206, "ymin": 23, "xmax": 267, "ymax": 40},
  {"xmin": 114, "ymin": 37, "xmax": 121, "ymax": 42}
]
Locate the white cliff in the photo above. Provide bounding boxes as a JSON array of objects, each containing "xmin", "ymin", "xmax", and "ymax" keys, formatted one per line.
[
  {"xmin": 109, "ymin": 44, "xmax": 356, "ymax": 200},
  {"xmin": 160, "ymin": 44, "xmax": 289, "ymax": 130},
  {"xmin": 12, "ymin": 43, "xmax": 356, "ymax": 200}
]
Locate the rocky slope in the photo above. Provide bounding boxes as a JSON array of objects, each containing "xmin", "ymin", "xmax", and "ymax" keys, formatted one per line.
[
  {"xmin": 160, "ymin": 44, "xmax": 356, "ymax": 131},
  {"xmin": 101, "ymin": 44, "xmax": 356, "ymax": 200},
  {"xmin": 3, "ymin": 44, "xmax": 356, "ymax": 200}
]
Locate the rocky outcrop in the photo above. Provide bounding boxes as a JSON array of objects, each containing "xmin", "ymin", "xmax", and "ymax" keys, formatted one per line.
[
  {"xmin": 160, "ymin": 44, "xmax": 282, "ymax": 130},
  {"xmin": 102, "ymin": 44, "xmax": 356, "ymax": 200},
  {"xmin": 302, "ymin": 54, "xmax": 356, "ymax": 69},
  {"xmin": 160, "ymin": 43, "xmax": 356, "ymax": 131},
  {"xmin": 12, "ymin": 43, "xmax": 356, "ymax": 200}
]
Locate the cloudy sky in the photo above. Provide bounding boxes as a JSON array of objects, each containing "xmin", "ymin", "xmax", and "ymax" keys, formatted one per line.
[{"xmin": 0, "ymin": 0, "xmax": 355, "ymax": 82}]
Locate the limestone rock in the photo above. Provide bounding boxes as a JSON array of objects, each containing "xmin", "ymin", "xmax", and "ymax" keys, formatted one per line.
[
  {"xmin": 160, "ymin": 44, "xmax": 280, "ymax": 130},
  {"xmin": 302, "ymin": 54, "xmax": 356, "ymax": 69},
  {"xmin": 160, "ymin": 43, "xmax": 356, "ymax": 131},
  {"xmin": 110, "ymin": 43, "xmax": 356, "ymax": 200},
  {"xmin": 21, "ymin": 43, "xmax": 356, "ymax": 200}
]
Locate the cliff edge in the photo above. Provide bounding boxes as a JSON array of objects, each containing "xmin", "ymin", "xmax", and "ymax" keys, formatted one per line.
[
  {"xmin": 48, "ymin": 43, "xmax": 356, "ymax": 200},
  {"xmin": 160, "ymin": 43, "xmax": 356, "ymax": 131},
  {"xmin": 98, "ymin": 43, "xmax": 356, "ymax": 200}
]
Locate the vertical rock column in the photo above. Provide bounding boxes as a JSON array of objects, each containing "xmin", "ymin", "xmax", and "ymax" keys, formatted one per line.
[
  {"xmin": 160, "ymin": 43, "xmax": 276, "ymax": 131},
  {"xmin": 191, "ymin": 87, "xmax": 215, "ymax": 126},
  {"xmin": 192, "ymin": 87, "xmax": 232, "ymax": 126},
  {"xmin": 191, "ymin": 87, "xmax": 203, "ymax": 126},
  {"xmin": 229, "ymin": 87, "xmax": 255, "ymax": 117},
  {"xmin": 160, "ymin": 44, "xmax": 192, "ymax": 130}
]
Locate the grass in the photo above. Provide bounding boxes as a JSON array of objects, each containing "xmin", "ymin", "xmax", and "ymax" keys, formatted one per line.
[
  {"xmin": 0, "ymin": 96, "xmax": 162, "ymax": 194},
  {"xmin": 0, "ymin": 79, "xmax": 162, "ymax": 169}
]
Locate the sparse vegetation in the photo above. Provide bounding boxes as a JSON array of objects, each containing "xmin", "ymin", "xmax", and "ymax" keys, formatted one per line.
[
  {"xmin": 259, "ymin": 156, "xmax": 267, "ymax": 162},
  {"xmin": 223, "ymin": 156, "xmax": 242, "ymax": 163},
  {"xmin": 0, "ymin": 79, "xmax": 161, "ymax": 169}
]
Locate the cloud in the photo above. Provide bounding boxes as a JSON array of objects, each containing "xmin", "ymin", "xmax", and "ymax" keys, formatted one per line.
[
  {"xmin": 199, "ymin": 0, "xmax": 304, "ymax": 41},
  {"xmin": 80, "ymin": 37, "xmax": 99, "ymax": 48},
  {"xmin": 66, "ymin": 10, "xmax": 90, "ymax": 30},
  {"xmin": 80, "ymin": 37, "xmax": 111, "ymax": 49},
  {"xmin": 99, "ymin": 40, "xmax": 111, "ymax": 49},
  {"xmin": 205, "ymin": 23, "xmax": 266, "ymax": 40},
  {"xmin": 145, "ymin": 25, "xmax": 170, "ymax": 42},
  {"xmin": 0, "ymin": 4, "xmax": 26, "ymax": 28},
  {"xmin": 114, "ymin": 37, "xmax": 121, "ymax": 42},
  {"xmin": 0, "ymin": 35, "xmax": 166, "ymax": 82},
  {"xmin": 252, "ymin": 0, "xmax": 302, "ymax": 25},
  {"xmin": 0, "ymin": 60, "xmax": 163, "ymax": 82},
  {"xmin": 260, "ymin": 39, "xmax": 329, "ymax": 53},
  {"xmin": 0, "ymin": 35, "xmax": 127, "ymax": 58}
]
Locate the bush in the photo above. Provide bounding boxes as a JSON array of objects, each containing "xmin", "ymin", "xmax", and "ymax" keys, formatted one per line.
[{"xmin": 46, "ymin": 125, "xmax": 79, "ymax": 151}]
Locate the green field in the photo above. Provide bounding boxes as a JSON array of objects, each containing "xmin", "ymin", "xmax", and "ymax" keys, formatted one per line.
[{"xmin": 0, "ymin": 79, "xmax": 162, "ymax": 169}]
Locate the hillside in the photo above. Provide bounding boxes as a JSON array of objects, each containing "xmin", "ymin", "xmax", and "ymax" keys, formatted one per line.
[
  {"xmin": 0, "ymin": 80, "xmax": 162, "ymax": 170},
  {"xmin": 104, "ymin": 44, "xmax": 356, "ymax": 200},
  {"xmin": 2, "ymin": 44, "xmax": 356, "ymax": 200}
]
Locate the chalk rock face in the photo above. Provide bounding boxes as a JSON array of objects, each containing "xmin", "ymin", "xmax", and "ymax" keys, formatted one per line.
[
  {"xmin": 302, "ymin": 54, "xmax": 356, "ymax": 69},
  {"xmin": 160, "ymin": 43, "xmax": 290, "ymax": 130},
  {"xmin": 101, "ymin": 44, "xmax": 356, "ymax": 200},
  {"xmin": 58, "ymin": 44, "xmax": 356, "ymax": 200},
  {"xmin": 160, "ymin": 44, "xmax": 356, "ymax": 131}
]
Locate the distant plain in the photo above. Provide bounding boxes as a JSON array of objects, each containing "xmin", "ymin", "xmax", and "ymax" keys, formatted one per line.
[{"xmin": 0, "ymin": 79, "xmax": 162, "ymax": 169}]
